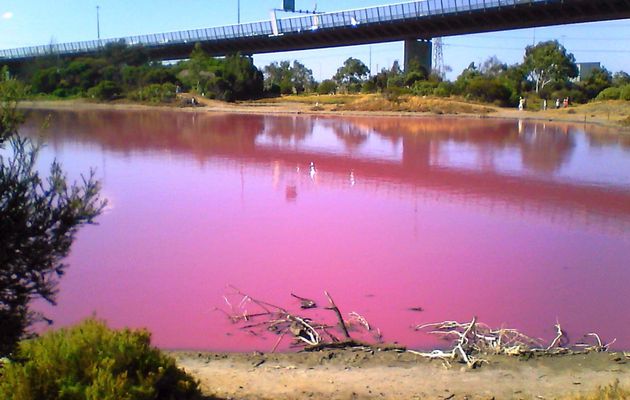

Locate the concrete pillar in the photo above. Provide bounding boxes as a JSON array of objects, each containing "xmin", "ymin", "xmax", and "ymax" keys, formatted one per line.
[{"xmin": 404, "ymin": 39, "xmax": 432, "ymax": 75}]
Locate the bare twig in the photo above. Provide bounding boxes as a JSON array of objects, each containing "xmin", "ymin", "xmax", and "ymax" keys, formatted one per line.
[{"xmin": 324, "ymin": 291, "xmax": 351, "ymax": 339}]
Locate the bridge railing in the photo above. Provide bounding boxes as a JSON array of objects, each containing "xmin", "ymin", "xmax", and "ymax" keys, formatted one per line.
[{"xmin": 0, "ymin": 0, "xmax": 548, "ymax": 61}]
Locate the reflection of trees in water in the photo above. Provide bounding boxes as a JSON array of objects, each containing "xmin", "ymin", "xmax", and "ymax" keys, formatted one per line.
[
  {"xmin": 324, "ymin": 119, "xmax": 371, "ymax": 151},
  {"xmin": 23, "ymin": 110, "xmax": 265, "ymax": 160},
  {"xmin": 261, "ymin": 115, "xmax": 314, "ymax": 143},
  {"xmin": 317, "ymin": 116, "xmax": 579, "ymax": 174},
  {"xmin": 586, "ymin": 130, "xmax": 630, "ymax": 150},
  {"xmin": 518, "ymin": 123, "xmax": 575, "ymax": 173},
  {"xmin": 22, "ymin": 110, "xmax": 624, "ymax": 176}
]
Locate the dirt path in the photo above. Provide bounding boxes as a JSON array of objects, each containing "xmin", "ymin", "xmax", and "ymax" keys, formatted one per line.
[{"xmin": 173, "ymin": 351, "xmax": 630, "ymax": 399}]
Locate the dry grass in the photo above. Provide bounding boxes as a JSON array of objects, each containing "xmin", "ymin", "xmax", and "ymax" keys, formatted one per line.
[
  {"xmin": 342, "ymin": 94, "xmax": 496, "ymax": 115},
  {"xmin": 256, "ymin": 94, "xmax": 359, "ymax": 105},
  {"xmin": 255, "ymin": 93, "xmax": 496, "ymax": 114},
  {"xmin": 567, "ymin": 381, "xmax": 630, "ymax": 400},
  {"xmin": 552, "ymin": 100, "xmax": 630, "ymax": 126}
]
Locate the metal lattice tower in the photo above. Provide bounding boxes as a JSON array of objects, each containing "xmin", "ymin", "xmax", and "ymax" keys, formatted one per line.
[{"xmin": 433, "ymin": 37, "xmax": 444, "ymax": 78}]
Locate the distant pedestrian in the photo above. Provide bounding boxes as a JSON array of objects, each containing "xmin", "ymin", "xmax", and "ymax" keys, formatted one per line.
[
  {"xmin": 555, "ymin": 98, "xmax": 561, "ymax": 109},
  {"xmin": 563, "ymin": 98, "xmax": 569, "ymax": 108},
  {"xmin": 518, "ymin": 97, "xmax": 524, "ymax": 111},
  {"xmin": 542, "ymin": 99, "xmax": 547, "ymax": 111}
]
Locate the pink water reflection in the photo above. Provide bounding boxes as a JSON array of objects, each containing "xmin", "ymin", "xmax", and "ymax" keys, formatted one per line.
[{"xmin": 22, "ymin": 109, "xmax": 630, "ymax": 351}]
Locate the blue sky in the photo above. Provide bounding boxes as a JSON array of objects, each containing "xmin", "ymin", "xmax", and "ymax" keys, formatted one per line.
[{"xmin": 1, "ymin": 1, "xmax": 630, "ymax": 80}]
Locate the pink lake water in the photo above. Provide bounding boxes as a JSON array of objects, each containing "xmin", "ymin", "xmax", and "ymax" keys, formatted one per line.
[{"xmin": 21, "ymin": 109, "xmax": 630, "ymax": 351}]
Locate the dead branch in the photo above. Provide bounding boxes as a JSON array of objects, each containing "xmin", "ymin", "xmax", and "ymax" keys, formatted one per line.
[
  {"xmin": 324, "ymin": 291, "xmax": 351, "ymax": 339},
  {"xmin": 220, "ymin": 288, "xmax": 387, "ymax": 352},
  {"xmin": 414, "ymin": 317, "xmax": 615, "ymax": 368},
  {"xmin": 546, "ymin": 322, "xmax": 566, "ymax": 350},
  {"xmin": 349, "ymin": 311, "xmax": 371, "ymax": 331},
  {"xmin": 575, "ymin": 333, "xmax": 617, "ymax": 352}
]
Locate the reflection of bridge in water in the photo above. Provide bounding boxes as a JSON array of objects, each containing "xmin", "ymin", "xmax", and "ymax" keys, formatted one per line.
[
  {"xmin": 3, "ymin": 0, "xmax": 630, "ymax": 70},
  {"xmin": 23, "ymin": 109, "xmax": 630, "ymax": 233}
]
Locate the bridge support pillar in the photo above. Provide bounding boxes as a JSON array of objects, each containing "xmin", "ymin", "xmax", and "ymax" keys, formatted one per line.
[{"xmin": 404, "ymin": 39, "xmax": 432, "ymax": 75}]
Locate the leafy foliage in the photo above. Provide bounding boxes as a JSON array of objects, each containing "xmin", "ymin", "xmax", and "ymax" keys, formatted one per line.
[
  {"xmin": 523, "ymin": 41, "xmax": 578, "ymax": 93},
  {"xmin": 317, "ymin": 79, "xmax": 337, "ymax": 95},
  {"xmin": 263, "ymin": 60, "xmax": 315, "ymax": 95},
  {"xmin": 334, "ymin": 57, "xmax": 370, "ymax": 92},
  {"xmin": 0, "ymin": 72, "xmax": 104, "ymax": 356},
  {"xmin": 176, "ymin": 44, "xmax": 263, "ymax": 101},
  {"xmin": 128, "ymin": 83, "xmax": 177, "ymax": 104},
  {"xmin": 578, "ymin": 67, "xmax": 612, "ymax": 100},
  {"xmin": 87, "ymin": 80, "xmax": 122, "ymax": 100},
  {"xmin": 596, "ymin": 87, "xmax": 621, "ymax": 101},
  {"xmin": 0, "ymin": 319, "xmax": 201, "ymax": 400}
]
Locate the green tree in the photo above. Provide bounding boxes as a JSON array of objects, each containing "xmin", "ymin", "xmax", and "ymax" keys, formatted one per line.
[
  {"xmin": 263, "ymin": 60, "xmax": 314, "ymax": 94},
  {"xmin": 289, "ymin": 60, "xmax": 315, "ymax": 93},
  {"xmin": 0, "ymin": 70, "xmax": 104, "ymax": 356},
  {"xmin": 523, "ymin": 40, "xmax": 578, "ymax": 93},
  {"xmin": 579, "ymin": 67, "xmax": 612, "ymax": 99},
  {"xmin": 334, "ymin": 57, "xmax": 370, "ymax": 92}
]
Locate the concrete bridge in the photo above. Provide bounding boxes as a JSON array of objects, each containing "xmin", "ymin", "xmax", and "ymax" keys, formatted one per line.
[{"xmin": 2, "ymin": 0, "xmax": 630, "ymax": 71}]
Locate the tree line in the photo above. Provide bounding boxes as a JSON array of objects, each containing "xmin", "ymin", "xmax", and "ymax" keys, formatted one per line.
[{"xmin": 4, "ymin": 40, "xmax": 630, "ymax": 106}]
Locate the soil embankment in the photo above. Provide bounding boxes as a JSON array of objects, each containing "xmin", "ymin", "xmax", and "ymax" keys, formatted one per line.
[{"xmin": 174, "ymin": 351, "xmax": 630, "ymax": 400}]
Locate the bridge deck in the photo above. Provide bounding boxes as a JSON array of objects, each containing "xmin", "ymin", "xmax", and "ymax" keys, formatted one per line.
[{"xmin": 1, "ymin": 0, "xmax": 630, "ymax": 65}]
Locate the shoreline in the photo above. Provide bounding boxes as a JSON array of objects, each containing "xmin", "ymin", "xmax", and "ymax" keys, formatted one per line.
[
  {"xmin": 19, "ymin": 98, "xmax": 630, "ymax": 134},
  {"xmin": 172, "ymin": 350, "xmax": 630, "ymax": 399}
]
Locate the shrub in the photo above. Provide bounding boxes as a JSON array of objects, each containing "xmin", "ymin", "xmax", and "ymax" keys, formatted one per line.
[
  {"xmin": 433, "ymin": 82, "xmax": 453, "ymax": 97},
  {"xmin": 317, "ymin": 79, "xmax": 337, "ymax": 95},
  {"xmin": 386, "ymin": 75, "xmax": 405, "ymax": 89},
  {"xmin": 411, "ymin": 81, "xmax": 438, "ymax": 96},
  {"xmin": 620, "ymin": 85, "xmax": 630, "ymax": 101},
  {"xmin": 128, "ymin": 83, "xmax": 177, "ymax": 104},
  {"xmin": 596, "ymin": 87, "xmax": 621, "ymax": 100},
  {"xmin": 87, "ymin": 80, "xmax": 121, "ymax": 101},
  {"xmin": 550, "ymin": 88, "xmax": 587, "ymax": 104},
  {"xmin": 465, "ymin": 78, "xmax": 512, "ymax": 105},
  {"xmin": 361, "ymin": 80, "xmax": 377, "ymax": 93},
  {"xmin": 0, "ymin": 319, "xmax": 200, "ymax": 400},
  {"xmin": 404, "ymin": 71, "xmax": 426, "ymax": 87}
]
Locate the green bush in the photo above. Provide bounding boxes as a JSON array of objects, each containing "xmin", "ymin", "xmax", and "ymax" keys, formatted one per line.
[
  {"xmin": 551, "ymin": 88, "xmax": 588, "ymax": 104},
  {"xmin": 128, "ymin": 83, "xmax": 177, "ymax": 104},
  {"xmin": 87, "ymin": 80, "xmax": 121, "ymax": 101},
  {"xmin": 433, "ymin": 82, "xmax": 453, "ymax": 97},
  {"xmin": 596, "ymin": 87, "xmax": 621, "ymax": 100},
  {"xmin": 317, "ymin": 79, "xmax": 337, "ymax": 95},
  {"xmin": 361, "ymin": 80, "xmax": 377, "ymax": 93},
  {"xmin": 620, "ymin": 85, "xmax": 630, "ymax": 101},
  {"xmin": 0, "ymin": 319, "xmax": 200, "ymax": 400},
  {"xmin": 465, "ymin": 77, "xmax": 512, "ymax": 105},
  {"xmin": 404, "ymin": 71, "xmax": 426, "ymax": 87},
  {"xmin": 411, "ymin": 81, "xmax": 438, "ymax": 96}
]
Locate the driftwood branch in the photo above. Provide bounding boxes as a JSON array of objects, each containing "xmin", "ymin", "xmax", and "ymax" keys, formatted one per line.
[
  {"xmin": 219, "ymin": 287, "xmax": 385, "ymax": 352},
  {"xmin": 324, "ymin": 291, "xmax": 351, "ymax": 339},
  {"xmin": 413, "ymin": 317, "xmax": 615, "ymax": 368}
]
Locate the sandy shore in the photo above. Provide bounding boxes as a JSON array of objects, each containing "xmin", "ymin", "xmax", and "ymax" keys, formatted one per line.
[
  {"xmin": 18, "ymin": 98, "xmax": 630, "ymax": 133},
  {"xmin": 173, "ymin": 350, "xmax": 630, "ymax": 399}
]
